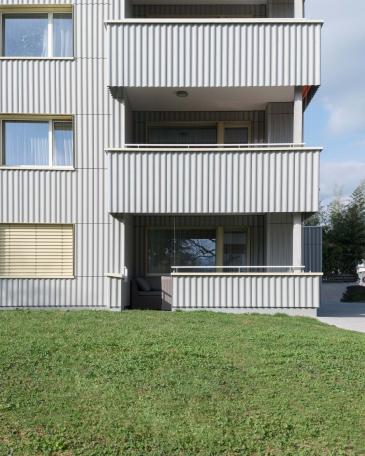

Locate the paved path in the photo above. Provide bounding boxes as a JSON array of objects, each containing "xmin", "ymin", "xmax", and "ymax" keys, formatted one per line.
[{"xmin": 317, "ymin": 283, "xmax": 365, "ymax": 333}]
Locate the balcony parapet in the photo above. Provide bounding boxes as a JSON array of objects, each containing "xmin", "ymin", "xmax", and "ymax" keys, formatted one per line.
[
  {"xmin": 170, "ymin": 272, "xmax": 321, "ymax": 310},
  {"xmin": 106, "ymin": 19, "xmax": 322, "ymax": 88},
  {"xmin": 106, "ymin": 144, "xmax": 322, "ymax": 214}
]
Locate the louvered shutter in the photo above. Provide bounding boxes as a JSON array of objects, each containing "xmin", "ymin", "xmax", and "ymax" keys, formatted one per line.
[{"xmin": 0, "ymin": 224, "xmax": 74, "ymax": 278}]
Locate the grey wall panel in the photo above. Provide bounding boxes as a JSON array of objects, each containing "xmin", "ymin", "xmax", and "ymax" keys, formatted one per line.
[
  {"xmin": 133, "ymin": 4, "xmax": 267, "ymax": 18},
  {"xmin": 133, "ymin": 214, "xmax": 265, "ymax": 276},
  {"xmin": 266, "ymin": 213, "xmax": 293, "ymax": 266},
  {"xmin": 266, "ymin": 102, "xmax": 293, "ymax": 143},
  {"xmin": 133, "ymin": 110, "xmax": 265, "ymax": 143},
  {"xmin": 107, "ymin": 147, "xmax": 321, "ymax": 214},
  {"xmin": 0, "ymin": 60, "xmax": 76, "ymax": 114},
  {"xmin": 0, "ymin": 169, "xmax": 107, "ymax": 223},
  {"xmin": 0, "ymin": 277, "xmax": 109, "ymax": 308},
  {"xmin": 107, "ymin": 21, "xmax": 322, "ymax": 87},
  {"xmin": 267, "ymin": 0, "xmax": 294, "ymax": 18},
  {"xmin": 303, "ymin": 226, "xmax": 322, "ymax": 273},
  {"xmin": 172, "ymin": 274, "xmax": 321, "ymax": 309}
]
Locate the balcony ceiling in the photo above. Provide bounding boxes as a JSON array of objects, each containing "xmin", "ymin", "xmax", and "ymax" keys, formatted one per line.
[{"xmin": 125, "ymin": 87, "xmax": 294, "ymax": 111}]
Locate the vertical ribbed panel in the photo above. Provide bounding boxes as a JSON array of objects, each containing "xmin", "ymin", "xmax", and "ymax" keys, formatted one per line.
[
  {"xmin": 303, "ymin": 226, "xmax": 322, "ymax": 273},
  {"xmin": 0, "ymin": 0, "xmax": 123, "ymax": 309},
  {"xmin": 172, "ymin": 274, "xmax": 321, "ymax": 309},
  {"xmin": 107, "ymin": 148, "xmax": 321, "ymax": 214},
  {"xmin": 107, "ymin": 21, "xmax": 322, "ymax": 87}
]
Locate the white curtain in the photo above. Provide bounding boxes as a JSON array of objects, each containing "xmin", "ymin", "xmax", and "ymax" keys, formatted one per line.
[
  {"xmin": 53, "ymin": 14, "xmax": 73, "ymax": 57},
  {"xmin": 4, "ymin": 122, "xmax": 49, "ymax": 166},
  {"xmin": 54, "ymin": 122, "xmax": 73, "ymax": 166}
]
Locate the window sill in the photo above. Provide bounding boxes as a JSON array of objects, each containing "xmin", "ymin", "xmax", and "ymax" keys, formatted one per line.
[
  {"xmin": 0, "ymin": 166, "xmax": 75, "ymax": 171},
  {"xmin": 0, "ymin": 57, "xmax": 75, "ymax": 61}
]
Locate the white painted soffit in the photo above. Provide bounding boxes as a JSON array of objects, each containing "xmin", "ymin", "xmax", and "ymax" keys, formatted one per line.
[{"xmin": 125, "ymin": 87, "xmax": 295, "ymax": 111}]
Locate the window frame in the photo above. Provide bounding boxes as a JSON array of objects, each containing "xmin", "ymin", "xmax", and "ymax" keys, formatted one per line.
[
  {"xmin": 0, "ymin": 6, "xmax": 74, "ymax": 58},
  {"xmin": 0, "ymin": 115, "xmax": 74, "ymax": 169},
  {"xmin": 145, "ymin": 225, "xmax": 250, "ymax": 276},
  {"xmin": 147, "ymin": 121, "xmax": 252, "ymax": 145}
]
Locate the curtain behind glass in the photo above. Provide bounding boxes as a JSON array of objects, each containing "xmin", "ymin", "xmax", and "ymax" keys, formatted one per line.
[
  {"xmin": 149, "ymin": 126, "xmax": 217, "ymax": 144},
  {"xmin": 223, "ymin": 231, "xmax": 247, "ymax": 266},
  {"xmin": 3, "ymin": 15, "xmax": 48, "ymax": 57},
  {"xmin": 224, "ymin": 127, "xmax": 249, "ymax": 144},
  {"xmin": 53, "ymin": 122, "xmax": 73, "ymax": 166},
  {"xmin": 4, "ymin": 121, "xmax": 49, "ymax": 166},
  {"xmin": 53, "ymin": 14, "xmax": 73, "ymax": 57}
]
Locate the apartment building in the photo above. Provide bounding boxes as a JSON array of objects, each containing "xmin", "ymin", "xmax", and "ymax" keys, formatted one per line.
[{"xmin": 0, "ymin": 0, "xmax": 323, "ymax": 314}]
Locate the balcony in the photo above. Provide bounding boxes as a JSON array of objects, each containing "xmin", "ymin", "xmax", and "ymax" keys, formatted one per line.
[
  {"xmin": 106, "ymin": 144, "xmax": 321, "ymax": 214},
  {"xmin": 106, "ymin": 19, "xmax": 322, "ymax": 89}
]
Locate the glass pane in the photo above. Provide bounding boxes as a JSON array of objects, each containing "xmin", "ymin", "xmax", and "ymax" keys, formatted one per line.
[
  {"xmin": 53, "ymin": 122, "xmax": 73, "ymax": 166},
  {"xmin": 3, "ymin": 121, "xmax": 49, "ymax": 166},
  {"xmin": 224, "ymin": 231, "xmax": 247, "ymax": 266},
  {"xmin": 3, "ymin": 14, "xmax": 48, "ymax": 57},
  {"xmin": 149, "ymin": 126, "xmax": 217, "ymax": 144},
  {"xmin": 147, "ymin": 229, "xmax": 174, "ymax": 274},
  {"xmin": 53, "ymin": 13, "xmax": 73, "ymax": 57},
  {"xmin": 224, "ymin": 127, "xmax": 249, "ymax": 144},
  {"xmin": 147, "ymin": 228, "xmax": 216, "ymax": 274},
  {"xmin": 175, "ymin": 229, "xmax": 216, "ymax": 269}
]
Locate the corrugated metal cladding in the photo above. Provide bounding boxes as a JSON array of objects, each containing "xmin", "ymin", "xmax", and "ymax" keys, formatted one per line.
[
  {"xmin": 0, "ymin": 0, "xmax": 127, "ymax": 308},
  {"xmin": 107, "ymin": 21, "xmax": 322, "ymax": 88},
  {"xmin": 303, "ymin": 226, "xmax": 322, "ymax": 273},
  {"xmin": 172, "ymin": 275, "xmax": 321, "ymax": 309},
  {"xmin": 133, "ymin": 4, "xmax": 267, "ymax": 18},
  {"xmin": 133, "ymin": 110, "xmax": 266, "ymax": 143},
  {"xmin": 132, "ymin": 215, "xmax": 266, "ymax": 276},
  {"xmin": 107, "ymin": 148, "xmax": 321, "ymax": 214}
]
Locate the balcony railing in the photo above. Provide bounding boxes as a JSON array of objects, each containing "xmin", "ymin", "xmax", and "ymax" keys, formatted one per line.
[
  {"xmin": 106, "ymin": 19, "xmax": 322, "ymax": 88},
  {"xmin": 106, "ymin": 144, "xmax": 321, "ymax": 214},
  {"xmin": 171, "ymin": 265, "xmax": 305, "ymax": 273}
]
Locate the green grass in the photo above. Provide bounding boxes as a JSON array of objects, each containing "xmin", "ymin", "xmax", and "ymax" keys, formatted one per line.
[{"xmin": 0, "ymin": 311, "xmax": 364, "ymax": 456}]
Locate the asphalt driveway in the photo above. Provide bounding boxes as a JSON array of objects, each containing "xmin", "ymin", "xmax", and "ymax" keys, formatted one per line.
[{"xmin": 317, "ymin": 283, "xmax": 365, "ymax": 333}]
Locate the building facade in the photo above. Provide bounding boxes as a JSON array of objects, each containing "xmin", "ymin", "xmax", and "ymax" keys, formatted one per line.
[{"xmin": 0, "ymin": 0, "xmax": 323, "ymax": 314}]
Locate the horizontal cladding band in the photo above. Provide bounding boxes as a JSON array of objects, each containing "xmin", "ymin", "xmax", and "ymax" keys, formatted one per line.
[{"xmin": 105, "ymin": 19, "xmax": 324, "ymax": 25}]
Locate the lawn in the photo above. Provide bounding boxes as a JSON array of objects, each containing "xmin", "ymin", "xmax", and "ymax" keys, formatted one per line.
[{"xmin": 0, "ymin": 311, "xmax": 364, "ymax": 456}]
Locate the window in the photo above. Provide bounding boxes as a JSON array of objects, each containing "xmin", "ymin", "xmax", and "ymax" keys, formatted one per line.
[
  {"xmin": 146, "ymin": 227, "xmax": 249, "ymax": 274},
  {"xmin": 148, "ymin": 122, "xmax": 251, "ymax": 145},
  {"xmin": 149, "ymin": 126, "xmax": 217, "ymax": 145},
  {"xmin": 223, "ymin": 230, "xmax": 248, "ymax": 266},
  {"xmin": 1, "ymin": 119, "xmax": 73, "ymax": 167},
  {"xmin": 147, "ymin": 228, "xmax": 217, "ymax": 274},
  {"xmin": 2, "ymin": 12, "xmax": 73, "ymax": 57},
  {"xmin": 0, "ymin": 224, "xmax": 74, "ymax": 278}
]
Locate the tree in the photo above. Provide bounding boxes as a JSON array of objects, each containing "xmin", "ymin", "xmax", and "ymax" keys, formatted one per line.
[{"xmin": 322, "ymin": 181, "xmax": 365, "ymax": 276}]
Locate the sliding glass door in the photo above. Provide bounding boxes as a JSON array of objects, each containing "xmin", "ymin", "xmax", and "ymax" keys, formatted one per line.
[{"xmin": 146, "ymin": 227, "xmax": 248, "ymax": 274}]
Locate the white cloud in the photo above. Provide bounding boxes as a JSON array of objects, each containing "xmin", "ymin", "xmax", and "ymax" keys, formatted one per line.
[
  {"xmin": 307, "ymin": 0, "xmax": 365, "ymax": 136},
  {"xmin": 320, "ymin": 161, "xmax": 365, "ymax": 202}
]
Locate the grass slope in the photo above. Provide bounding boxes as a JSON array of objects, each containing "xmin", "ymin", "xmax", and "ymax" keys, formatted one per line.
[{"xmin": 0, "ymin": 311, "xmax": 364, "ymax": 456}]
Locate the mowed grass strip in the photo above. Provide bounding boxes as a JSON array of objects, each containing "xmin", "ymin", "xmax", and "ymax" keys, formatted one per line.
[{"xmin": 0, "ymin": 310, "xmax": 364, "ymax": 456}]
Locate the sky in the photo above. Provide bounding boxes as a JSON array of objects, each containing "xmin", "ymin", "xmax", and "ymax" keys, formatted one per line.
[{"xmin": 305, "ymin": 0, "xmax": 365, "ymax": 203}]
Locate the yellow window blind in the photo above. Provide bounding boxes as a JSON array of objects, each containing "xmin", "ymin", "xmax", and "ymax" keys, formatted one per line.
[{"xmin": 0, "ymin": 224, "xmax": 74, "ymax": 278}]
